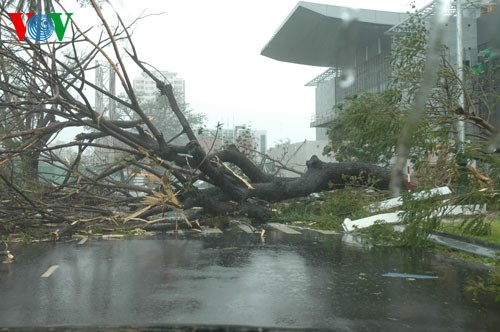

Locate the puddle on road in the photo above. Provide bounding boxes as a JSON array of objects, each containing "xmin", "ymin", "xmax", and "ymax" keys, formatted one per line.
[{"xmin": 0, "ymin": 231, "xmax": 499, "ymax": 331}]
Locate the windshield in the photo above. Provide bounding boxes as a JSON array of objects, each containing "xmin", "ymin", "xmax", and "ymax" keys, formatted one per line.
[{"xmin": 1, "ymin": 1, "xmax": 499, "ymax": 331}]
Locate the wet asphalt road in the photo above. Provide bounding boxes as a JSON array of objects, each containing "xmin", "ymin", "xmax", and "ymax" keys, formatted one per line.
[{"xmin": 0, "ymin": 227, "xmax": 499, "ymax": 331}]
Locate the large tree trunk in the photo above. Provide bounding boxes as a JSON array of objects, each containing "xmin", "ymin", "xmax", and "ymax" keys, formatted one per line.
[
  {"xmin": 249, "ymin": 156, "xmax": 391, "ymax": 202},
  {"xmin": 0, "ymin": 3, "xmax": 402, "ymax": 235},
  {"xmin": 180, "ymin": 149, "xmax": 395, "ymax": 223}
]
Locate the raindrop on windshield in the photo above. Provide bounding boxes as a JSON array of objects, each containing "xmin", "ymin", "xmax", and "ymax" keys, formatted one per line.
[{"xmin": 338, "ymin": 68, "xmax": 355, "ymax": 88}]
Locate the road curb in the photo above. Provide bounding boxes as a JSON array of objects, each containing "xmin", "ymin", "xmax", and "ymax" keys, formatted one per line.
[{"xmin": 432, "ymin": 231, "xmax": 500, "ymax": 250}]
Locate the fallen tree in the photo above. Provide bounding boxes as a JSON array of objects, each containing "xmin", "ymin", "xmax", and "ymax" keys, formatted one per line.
[{"xmin": 0, "ymin": 1, "xmax": 397, "ymax": 237}]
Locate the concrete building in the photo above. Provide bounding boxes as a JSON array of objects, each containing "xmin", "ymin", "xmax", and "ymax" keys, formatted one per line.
[
  {"xmin": 475, "ymin": 3, "xmax": 500, "ymax": 131},
  {"xmin": 261, "ymin": 1, "xmax": 407, "ymax": 140},
  {"xmin": 267, "ymin": 140, "xmax": 336, "ymax": 177},
  {"xmin": 133, "ymin": 71, "xmax": 186, "ymax": 107},
  {"xmin": 261, "ymin": 1, "xmax": 493, "ymax": 140}
]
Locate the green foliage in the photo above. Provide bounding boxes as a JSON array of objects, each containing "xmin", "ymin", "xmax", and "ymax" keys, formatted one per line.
[
  {"xmin": 272, "ymin": 175, "xmax": 385, "ymax": 230},
  {"xmin": 233, "ymin": 125, "xmax": 258, "ymax": 161},
  {"xmin": 454, "ymin": 190, "xmax": 493, "ymax": 236},
  {"xmin": 362, "ymin": 190, "xmax": 446, "ymax": 248},
  {"xmin": 398, "ymin": 191, "xmax": 443, "ymax": 247},
  {"xmin": 466, "ymin": 262, "xmax": 500, "ymax": 303},
  {"xmin": 440, "ymin": 210, "xmax": 500, "ymax": 244},
  {"xmin": 271, "ymin": 198, "xmax": 322, "ymax": 223},
  {"xmin": 362, "ymin": 222, "xmax": 402, "ymax": 247},
  {"xmin": 323, "ymin": 90, "xmax": 403, "ymax": 166},
  {"xmin": 369, "ymin": 187, "xmax": 498, "ymax": 248},
  {"xmin": 318, "ymin": 185, "xmax": 381, "ymax": 230},
  {"xmin": 324, "ymin": 5, "xmax": 458, "ymax": 178},
  {"xmin": 389, "ymin": 8, "xmax": 428, "ymax": 107},
  {"xmin": 203, "ymin": 215, "xmax": 231, "ymax": 229},
  {"xmin": 460, "ymin": 217, "xmax": 492, "ymax": 237}
]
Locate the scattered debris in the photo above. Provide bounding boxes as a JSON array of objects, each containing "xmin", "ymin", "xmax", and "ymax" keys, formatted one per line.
[
  {"xmin": 382, "ymin": 272, "xmax": 438, "ymax": 279},
  {"xmin": 342, "ymin": 212, "xmax": 403, "ymax": 232},
  {"xmin": 427, "ymin": 233, "xmax": 499, "ymax": 258},
  {"xmin": 237, "ymin": 223, "xmax": 258, "ymax": 234},
  {"xmin": 368, "ymin": 186, "xmax": 452, "ymax": 211},
  {"xmin": 467, "ymin": 165, "xmax": 493, "ymax": 184},
  {"xmin": 201, "ymin": 227, "xmax": 223, "ymax": 235},
  {"xmin": 52, "ymin": 220, "xmax": 80, "ymax": 241},
  {"xmin": 102, "ymin": 234, "xmax": 126, "ymax": 240},
  {"xmin": 314, "ymin": 230, "xmax": 340, "ymax": 235},
  {"xmin": 267, "ymin": 222, "xmax": 302, "ymax": 234},
  {"xmin": 291, "ymin": 220, "xmax": 319, "ymax": 227},
  {"xmin": 343, "ymin": 186, "xmax": 487, "ymax": 232},
  {"xmin": 342, "ymin": 233, "xmax": 372, "ymax": 248},
  {"xmin": 1, "ymin": 241, "xmax": 14, "ymax": 264}
]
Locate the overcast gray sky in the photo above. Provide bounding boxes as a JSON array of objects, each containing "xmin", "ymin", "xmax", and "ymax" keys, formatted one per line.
[{"xmin": 83, "ymin": 0, "xmax": 431, "ymax": 147}]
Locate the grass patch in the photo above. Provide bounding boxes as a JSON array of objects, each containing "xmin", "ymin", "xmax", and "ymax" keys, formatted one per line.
[
  {"xmin": 435, "ymin": 245, "xmax": 498, "ymax": 267},
  {"xmin": 439, "ymin": 217, "xmax": 500, "ymax": 245},
  {"xmin": 270, "ymin": 197, "xmax": 323, "ymax": 223}
]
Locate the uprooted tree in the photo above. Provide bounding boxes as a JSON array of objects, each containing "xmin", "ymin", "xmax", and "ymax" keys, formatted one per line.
[{"xmin": 0, "ymin": 1, "xmax": 399, "ymax": 238}]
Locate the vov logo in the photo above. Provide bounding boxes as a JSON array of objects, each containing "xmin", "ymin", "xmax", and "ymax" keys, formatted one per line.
[{"xmin": 8, "ymin": 13, "xmax": 73, "ymax": 42}]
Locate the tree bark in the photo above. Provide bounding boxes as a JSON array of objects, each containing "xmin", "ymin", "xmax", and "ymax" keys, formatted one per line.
[
  {"xmin": 0, "ymin": 2, "xmax": 403, "ymax": 234},
  {"xmin": 177, "ymin": 154, "xmax": 396, "ymax": 224},
  {"xmin": 248, "ymin": 155, "xmax": 392, "ymax": 202}
]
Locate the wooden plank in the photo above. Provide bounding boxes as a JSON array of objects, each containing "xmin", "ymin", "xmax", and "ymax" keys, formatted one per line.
[
  {"xmin": 41, "ymin": 265, "xmax": 59, "ymax": 278},
  {"xmin": 267, "ymin": 223, "xmax": 301, "ymax": 235}
]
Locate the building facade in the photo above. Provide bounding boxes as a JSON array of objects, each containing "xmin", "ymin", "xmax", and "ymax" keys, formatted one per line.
[
  {"xmin": 476, "ymin": 3, "xmax": 500, "ymax": 131},
  {"xmin": 262, "ymin": 1, "xmax": 496, "ymax": 140},
  {"xmin": 133, "ymin": 71, "xmax": 186, "ymax": 107}
]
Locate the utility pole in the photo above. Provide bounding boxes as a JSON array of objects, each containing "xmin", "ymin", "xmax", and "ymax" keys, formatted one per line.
[
  {"xmin": 95, "ymin": 61, "xmax": 104, "ymax": 113},
  {"xmin": 455, "ymin": 0, "xmax": 468, "ymax": 193},
  {"xmin": 109, "ymin": 64, "xmax": 116, "ymax": 121},
  {"xmin": 456, "ymin": 0, "xmax": 465, "ymax": 149},
  {"xmin": 94, "ymin": 61, "xmax": 117, "ymax": 165}
]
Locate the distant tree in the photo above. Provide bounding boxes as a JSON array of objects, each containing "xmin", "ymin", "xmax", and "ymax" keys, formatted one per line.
[
  {"xmin": 233, "ymin": 125, "xmax": 258, "ymax": 161},
  {"xmin": 140, "ymin": 96, "xmax": 206, "ymax": 144}
]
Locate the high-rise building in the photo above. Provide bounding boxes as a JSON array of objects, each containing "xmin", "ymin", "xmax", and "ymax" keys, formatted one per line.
[{"xmin": 133, "ymin": 71, "xmax": 186, "ymax": 108}]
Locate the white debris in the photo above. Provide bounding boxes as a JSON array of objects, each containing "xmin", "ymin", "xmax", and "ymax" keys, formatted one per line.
[{"xmin": 342, "ymin": 212, "xmax": 404, "ymax": 232}]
